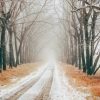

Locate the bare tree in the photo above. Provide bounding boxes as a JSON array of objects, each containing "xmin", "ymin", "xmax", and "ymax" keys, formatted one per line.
[{"xmin": 63, "ymin": 0, "xmax": 100, "ymax": 75}]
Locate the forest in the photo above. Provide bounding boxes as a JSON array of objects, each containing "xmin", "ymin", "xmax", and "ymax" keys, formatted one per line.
[{"xmin": 0, "ymin": 0, "xmax": 100, "ymax": 99}]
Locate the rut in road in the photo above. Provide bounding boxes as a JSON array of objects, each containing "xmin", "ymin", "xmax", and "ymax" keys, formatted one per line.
[
  {"xmin": 6, "ymin": 79, "xmax": 37, "ymax": 100},
  {"xmin": 2, "ymin": 65, "xmax": 90, "ymax": 100},
  {"xmin": 18, "ymin": 66, "xmax": 54, "ymax": 100},
  {"xmin": 4, "ymin": 66, "xmax": 49, "ymax": 100},
  {"xmin": 34, "ymin": 76, "xmax": 53, "ymax": 100}
]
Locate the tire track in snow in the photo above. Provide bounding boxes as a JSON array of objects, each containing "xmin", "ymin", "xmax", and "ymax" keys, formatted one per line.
[
  {"xmin": 1, "ymin": 64, "xmax": 90, "ymax": 100},
  {"xmin": 34, "ymin": 76, "xmax": 53, "ymax": 100},
  {"xmin": 48, "ymin": 65, "xmax": 67, "ymax": 100},
  {"xmin": 2, "ymin": 64, "xmax": 49, "ymax": 100},
  {"xmin": 34, "ymin": 66, "xmax": 54, "ymax": 100},
  {"xmin": 48, "ymin": 65, "xmax": 90, "ymax": 100},
  {"xmin": 18, "ymin": 66, "xmax": 54, "ymax": 100}
]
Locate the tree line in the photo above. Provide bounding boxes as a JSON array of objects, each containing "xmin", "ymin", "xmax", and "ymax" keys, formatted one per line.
[
  {"xmin": 0, "ymin": 0, "xmax": 47, "ymax": 72},
  {"xmin": 63, "ymin": 0, "xmax": 100, "ymax": 75}
]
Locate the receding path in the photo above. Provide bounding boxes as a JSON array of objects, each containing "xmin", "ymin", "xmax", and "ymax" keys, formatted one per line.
[
  {"xmin": 34, "ymin": 77, "xmax": 53, "ymax": 100},
  {"xmin": 18, "ymin": 65, "xmax": 54, "ymax": 100},
  {"xmin": 1, "ymin": 63, "xmax": 90, "ymax": 100}
]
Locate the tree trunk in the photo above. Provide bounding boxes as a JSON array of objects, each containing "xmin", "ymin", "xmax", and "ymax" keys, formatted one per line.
[
  {"xmin": 90, "ymin": 11, "xmax": 97, "ymax": 74},
  {"xmin": 78, "ymin": 36, "xmax": 81, "ymax": 69},
  {"xmin": 9, "ymin": 27, "xmax": 15, "ymax": 68},
  {"xmin": 0, "ymin": 48, "xmax": 3, "ymax": 72},
  {"xmin": 1, "ymin": 26, "xmax": 6, "ymax": 70}
]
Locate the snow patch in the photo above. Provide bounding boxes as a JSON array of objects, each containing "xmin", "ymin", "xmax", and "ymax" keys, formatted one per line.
[
  {"xmin": 48, "ymin": 64, "xmax": 90, "ymax": 100},
  {"xmin": 18, "ymin": 65, "xmax": 53, "ymax": 100},
  {"xmin": 0, "ymin": 64, "xmax": 48, "ymax": 100}
]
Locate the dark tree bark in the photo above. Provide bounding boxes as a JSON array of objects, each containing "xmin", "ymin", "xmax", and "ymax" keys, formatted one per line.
[
  {"xmin": 1, "ymin": 26, "xmax": 6, "ymax": 70},
  {"xmin": 0, "ymin": 48, "xmax": 3, "ymax": 72},
  {"xmin": 8, "ymin": 27, "xmax": 15, "ymax": 68}
]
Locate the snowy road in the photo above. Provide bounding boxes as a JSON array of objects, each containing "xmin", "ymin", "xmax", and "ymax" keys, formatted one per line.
[{"xmin": 1, "ymin": 63, "xmax": 90, "ymax": 100}]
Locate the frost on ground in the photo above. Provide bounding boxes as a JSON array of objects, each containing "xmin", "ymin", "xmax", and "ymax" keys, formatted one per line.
[
  {"xmin": 0, "ymin": 63, "xmax": 40, "ymax": 86},
  {"xmin": 0, "ymin": 63, "xmax": 91, "ymax": 100},
  {"xmin": 18, "ymin": 65, "xmax": 53, "ymax": 100},
  {"xmin": 18, "ymin": 63, "xmax": 90, "ymax": 100},
  {"xmin": 0, "ymin": 64, "xmax": 48, "ymax": 100},
  {"xmin": 48, "ymin": 64, "xmax": 90, "ymax": 100}
]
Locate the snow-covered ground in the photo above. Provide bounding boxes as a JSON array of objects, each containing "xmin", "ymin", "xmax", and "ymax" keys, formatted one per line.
[
  {"xmin": 18, "ymin": 65, "xmax": 54, "ymax": 100},
  {"xmin": 0, "ymin": 63, "xmax": 48, "ymax": 100},
  {"xmin": 48, "ymin": 64, "xmax": 90, "ymax": 100},
  {"xmin": 0, "ymin": 63, "xmax": 91, "ymax": 100}
]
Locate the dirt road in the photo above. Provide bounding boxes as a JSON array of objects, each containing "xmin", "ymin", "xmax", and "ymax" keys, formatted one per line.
[{"xmin": 2, "ymin": 64, "xmax": 90, "ymax": 100}]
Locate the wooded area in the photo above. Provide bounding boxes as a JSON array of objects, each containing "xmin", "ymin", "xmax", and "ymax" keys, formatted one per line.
[
  {"xmin": 0, "ymin": 0, "xmax": 100, "ymax": 99},
  {"xmin": 0, "ymin": 0, "xmax": 100, "ymax": 76},
  {"xmin": 62, "ymin": 0, "xmax": 100, "ymax": 75},
  {"xmin": 0, "ymin": 0, "xmax": 47, "ymax": 72}
]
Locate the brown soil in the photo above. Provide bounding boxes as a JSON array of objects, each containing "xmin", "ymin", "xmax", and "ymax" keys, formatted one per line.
[
  {"xmin": 0, "ymin": 63, "xmax": 41, "ymax": 86},
  {"xmin": 61, "ymin": 64, "xmax": 100, "ymax": 97}
]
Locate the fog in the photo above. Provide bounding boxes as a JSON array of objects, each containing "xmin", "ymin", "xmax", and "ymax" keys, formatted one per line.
[{"xmin": 31, "ymin": 0, "xmax": 65, "ymax": 62}]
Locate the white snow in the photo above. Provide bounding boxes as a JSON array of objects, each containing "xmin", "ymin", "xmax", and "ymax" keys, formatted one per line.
[
  {"xmin": 48, "ymin": 64, "xmax": 91, "ymax": 100},
  {"xmin": 0, "ymin": 63, "xmax": 48, "ymax": 100},
  {"xmin": 0, "ymin": 63, "xmax": 91, "ymax": 100},
  {"xmin": 18, "ymin": 63, "xmax": 91, "ymax": 100},
  {"xmin": 18, "ymin": 65, "xmax": 53, "ymax": 100}
]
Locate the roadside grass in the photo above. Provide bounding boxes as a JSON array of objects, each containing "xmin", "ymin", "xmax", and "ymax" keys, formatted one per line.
[
  {"xmin": 62, "ymin": 63, "xmax": 100, "ymax": 97},
  {"xmin": 0, "ymin": 63, "xmax": 41, "ymax": 86}
]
